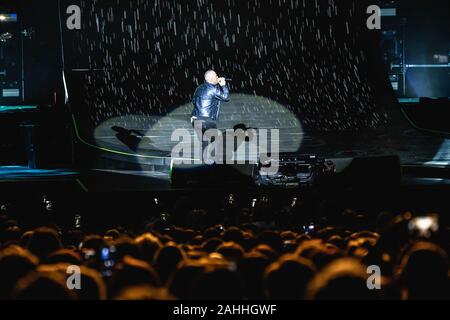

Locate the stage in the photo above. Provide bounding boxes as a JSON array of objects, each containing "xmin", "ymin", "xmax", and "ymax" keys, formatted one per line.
[{"xmin": 77, "ymin": 98, "xmax": 450, "ymax": 173}]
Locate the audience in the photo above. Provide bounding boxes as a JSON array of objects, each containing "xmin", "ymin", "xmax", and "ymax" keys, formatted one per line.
[{"xmin": 0, "ymin": 196, "xmax": 449, "ymax": 300}]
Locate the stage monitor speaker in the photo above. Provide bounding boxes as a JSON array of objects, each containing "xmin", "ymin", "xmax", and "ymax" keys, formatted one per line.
[
  {"xmin": 170, "ymin": 163, "xmax": 256, "ymax": 188},
  {"xmin": 340, "ymin": 155, "xmax": 401, "ymax": 185}
]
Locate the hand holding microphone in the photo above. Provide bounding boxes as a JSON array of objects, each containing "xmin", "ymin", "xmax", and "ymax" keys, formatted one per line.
[{"xmin": 218, "ymin": 77, "xmax": 227, "ymax": 87}]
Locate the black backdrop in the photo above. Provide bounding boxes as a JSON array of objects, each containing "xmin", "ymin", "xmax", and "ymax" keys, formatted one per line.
[{"xmin": 61, "ymin": 0, "xmax": 391, "ymax": 133}]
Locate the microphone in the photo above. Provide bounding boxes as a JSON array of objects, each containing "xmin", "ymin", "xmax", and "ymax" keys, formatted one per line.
[{"xmin": 225, "ymin": 78, "xmax": 232, "ymax": 82}]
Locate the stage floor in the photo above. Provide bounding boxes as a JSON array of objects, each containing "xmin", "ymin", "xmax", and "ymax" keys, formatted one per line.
[
  {"xmin": 0, "ymin": 166, "xmax": 79, "ymax": 181},
  {"xmin": 88, "ymin": 115, "xmax": 450, "ymax": 166},
  {"xmin": 1, "ymin": 101, "xmax": 447, "ymax": 194},
  {"xmin": 2, "ymin": 98, "xmax": 446, "ymax": 193},
  {"xmin": 87, "ymin": 101, "xmax": 450, "ymax": 168}
]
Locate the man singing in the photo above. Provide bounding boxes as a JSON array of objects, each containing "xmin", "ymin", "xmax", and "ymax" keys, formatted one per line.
[{"xmin": 191, "ymin": 70, "xmax": 230, "ymax": 134}]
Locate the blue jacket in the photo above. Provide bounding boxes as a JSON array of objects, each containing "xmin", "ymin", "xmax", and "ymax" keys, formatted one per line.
[{"xmin": 191, "ymin": 83, "xmax": 230, "ymax": 121}]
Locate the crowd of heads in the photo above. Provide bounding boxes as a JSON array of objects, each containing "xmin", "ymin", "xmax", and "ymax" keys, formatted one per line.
[{"xmin": 0, "ymin": 196, "xmax": 449, "ymax": 300}]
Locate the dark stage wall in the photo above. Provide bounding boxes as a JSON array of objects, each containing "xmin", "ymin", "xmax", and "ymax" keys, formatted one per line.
[{"xmin": 0, "ymin": 0, "xmax": 64, "ymax": 106}]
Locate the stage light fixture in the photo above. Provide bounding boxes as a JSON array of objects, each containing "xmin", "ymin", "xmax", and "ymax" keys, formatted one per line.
[{"xmin": 0, "ymin": 14, "xmax": 17, "ymax": 22}]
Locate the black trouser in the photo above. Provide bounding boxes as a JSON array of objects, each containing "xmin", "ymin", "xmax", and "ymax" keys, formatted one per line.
[{"xmin": 192, "ymin": 117, "xmax": 218, "ymax": 157}]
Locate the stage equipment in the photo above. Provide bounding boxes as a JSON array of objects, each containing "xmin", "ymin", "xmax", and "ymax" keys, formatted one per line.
[
  {"xmin": 0, "ymin": 12, "xmax": 22, "ymax": 102},
  {"xmin": 339, "ymin": 155, "xmax": 401, "ymax": 185},
  {"xmin": 255, "ymin": 154, "xmax": 336, "ymax": 188}
]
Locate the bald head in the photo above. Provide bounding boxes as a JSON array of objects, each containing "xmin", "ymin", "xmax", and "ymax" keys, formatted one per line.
[{"xmin": 204, "ymin": 70, "xmax": 219, "ymax": 85}]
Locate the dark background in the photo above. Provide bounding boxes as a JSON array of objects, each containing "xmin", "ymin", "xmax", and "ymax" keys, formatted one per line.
[
  {"xmin": 62, "ymin": 0, "xmax": 390, "ymax": 133},
  {"xmin": 0, "ymin": 0, "xmax": 448, "ymax": 128},
  {"xmin": 400, "ymin": 0, "xmax": 450, "ymax": 97},
  {"xmin": 0, "ymin": 0, "xmax": 69, "ymax": 166},
  {"xmin": 0, "ymin": 0, "xmax": 63, "ymax": 105}
]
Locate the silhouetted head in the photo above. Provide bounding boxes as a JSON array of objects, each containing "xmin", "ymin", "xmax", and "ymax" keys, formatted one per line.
[
  {"xmin": 109, "ymin": 256, "xmax": 160, "ymax": 298},
  {"xmin": 264, "ymin": 254, "xmax": 316, "ymax": 300},
  {"xmin": 105, "ymin": 229, "xmax": 121, "ymax": 240},
  {"xmin": 191, "ymin": 267, "xmax": 244, "ymax": 300},
  {"xmin": 26, "ymin": 227, "xmax": 62, "ymax": 261},
  {"xmin": 223, "ymin": 227, "xmax": 245, "ymax": 244},
  {"xmin": 204, "ymin": 226, "xmax": 222, "ymax": 239},
  {"xmin": 217, "ymin": 242, "xmax": 245, "ymax": 261},
  {"xmin": 397, "ymin": 242, "xmax": 449, "ymax": 300},
  {"xmin": 45, "ymin": 249, "xmax": 82, "ymax": 265},
  {"xmin": 112, "ymin": 236, "xmax": 141, "ymax": 261},
  {"xmin": 38, "ymin": 263, "xmax": 107, "ymax": 301},
  {"xmin": 77, "ymin": 266, "xmax": 107, "ymax": 300},
  {"xmin": 297, "ymin": 239, "xmax": 343, "ymax": 269},
  {"xmin": 238, "ymin": 252, "xmax": 270, "ymax": 300},
  {"xmin": 168, "ymin": 261, "xmax": 206, "ymax": 300},
  {"xmin": 251, "ymin": 244, "xmax": 278, "ymax": 262},
  {"xmin": 306, "ymin": 258, "xmax": 379, "ymax": 300},
  {"xmin": 153, "ymin": 243, "xmax": 186, "ymax": 285},
  {"xmin": 135, "ymin": 233, "xmax": 163, "ymax": 264},
  {"xmin": 0, "ymin": 225, "xmax": 22, "ymax": 243},
  {"xmin": 13, "ymin": 271, "xmax": 76, "ymax": 300},
  {"xmin": 0, "ymin": 246, "xmax": 38, "ymax": 299},
  {"xmin": 257, "ymin": 231, "xmax": 283, "ymax": 255}
]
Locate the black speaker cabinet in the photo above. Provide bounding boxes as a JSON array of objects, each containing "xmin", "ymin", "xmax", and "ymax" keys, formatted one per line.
[{"xmin": 341, "ymin": 155, "xmax": 401, "ymax": 185}]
